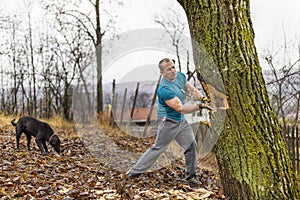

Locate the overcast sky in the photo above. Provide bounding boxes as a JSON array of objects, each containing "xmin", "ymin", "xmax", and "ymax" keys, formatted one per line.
[
  {"xmin": 251, "ymin": 0, "xmax": 300, "ymax": 43},
  {"xmin": 117, "ymin": 0, "xmax": 300, "ymax": 57},
  {"xmin": 251, "ymin": 0, "xmax": 300, "ymax": 66},
  {"xmin": 3, "ymin": 0, "xmax": 300, "ymax": 46},
  {"xmin": 109, "ymin": 0, "xmax": 300, "ymax": 80},
  {"xmin": 2, "ymin": 0, "xmax": 300, "ymax": 76}
]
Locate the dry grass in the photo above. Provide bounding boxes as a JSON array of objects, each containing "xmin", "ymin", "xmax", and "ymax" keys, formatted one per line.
[
  {"xmin": 0, "ymin": 113, "xmax": 14, "ymax": 125},
  {"xmin": 43, "ymin": 115, "xmax": 74, "ymax": 129},
  {"xmin": 0, "ymin": 114, "xmax": 73, "ymax": 128}
]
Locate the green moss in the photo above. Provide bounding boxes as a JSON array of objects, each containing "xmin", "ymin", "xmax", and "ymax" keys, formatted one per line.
[{"xmin": 178, "ymin": 0, "xmax": 300, "ymax": 199}]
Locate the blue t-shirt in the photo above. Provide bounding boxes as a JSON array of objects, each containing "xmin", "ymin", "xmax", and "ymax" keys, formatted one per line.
[{"xmin": 157, "ymin": 71, "xmax": 187, "ymax": 121}]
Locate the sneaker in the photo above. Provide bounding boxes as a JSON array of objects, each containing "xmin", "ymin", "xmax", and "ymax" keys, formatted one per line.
[
  {"xmin": 186, "ymin": 176, "xmax": 202, "ymax": 185},
  {"xmin": 126, "ymin": 172, "xmax": 142, "ymax": 179}
]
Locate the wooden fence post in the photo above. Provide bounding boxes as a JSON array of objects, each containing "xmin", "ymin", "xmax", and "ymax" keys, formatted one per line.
[
  {"xmin": 291, "ymin": 125, "xmax": 296, "ymax": 170},
  {"xmin": 282, "ymin": 125, "xmax": 300, "ymax": 176},
  {"xmin": 120, "ymin": 88, "xmax": 127, "ymax": 124},
  {"xmin": 296, "ymin": 125, "xmax": 299, "ymax": 174},
  {"xmin": 143, "ymin": 75, "xmax": 162, "ymax": 137},
  {"xmin": 109, "ymin": 79, "xmax": 116, "ymax": 126},
  {"xmin": 130, "ymin": 82, "xmax": 139, "ymax": 122},
  {"xmin": 113, "ymin": 93, "xmax": 118, "ymax": 121}
]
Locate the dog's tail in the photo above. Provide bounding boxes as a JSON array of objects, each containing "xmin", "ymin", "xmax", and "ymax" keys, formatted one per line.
[{"xmin": 11, "ymin": 119, "xmax": 17, "ymax": 126}]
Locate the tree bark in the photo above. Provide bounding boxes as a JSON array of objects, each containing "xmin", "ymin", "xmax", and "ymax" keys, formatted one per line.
[
  {"xmin": 28, "ymin": 13, "xmax": 37, "ymax": 117},
  {"xmin": 11, "ymin": 22, "xmax": 18, "ymax": 115},
  {"xmin": 95, "ymin": 0, "xmax": 103, "ymax": 114},
  {"xmin": 177, "ymin": 0, "xmax": 300, "ymax": 199}
]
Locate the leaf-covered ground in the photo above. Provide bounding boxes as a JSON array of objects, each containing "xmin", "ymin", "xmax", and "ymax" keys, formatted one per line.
[{"xmin": 0, "ymin": 116, "xmax": 226, "ymax": 199}]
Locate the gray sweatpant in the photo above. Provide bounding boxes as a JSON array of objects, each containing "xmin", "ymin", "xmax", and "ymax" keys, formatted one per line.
[{"xmin": 129, "ymin": 117, "xmax": 197, "ymax": 179}]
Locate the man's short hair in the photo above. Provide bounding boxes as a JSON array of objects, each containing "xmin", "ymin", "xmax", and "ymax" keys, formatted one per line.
[{"xmin": 158, "ymin": 58, "xmax": 175, "ymax": 70}]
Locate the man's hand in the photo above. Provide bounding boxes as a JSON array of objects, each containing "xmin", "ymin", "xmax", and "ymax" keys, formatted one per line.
[
  {"xmin": 197, "ymin": 97, "xmax": 214, "ymax": 111},
  {"xmin": 197, "ymin": 101, "xmax": 214, "ymax": 111},
  {"xmin": 200, "ymin": 97, "xmax": 210, "ymax": 102}
]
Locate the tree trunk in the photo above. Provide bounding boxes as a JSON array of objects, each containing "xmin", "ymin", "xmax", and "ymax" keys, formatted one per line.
[
  {"xmin": 28, "ymin": 13, "xmax": 37, "ymax": 117},
  {"xmin": 177, "ymin": 0, "xmax": 300, "ymax": 199},
  {"xmin": 11, "ymin": 23, "xmax": 18, "ymax": 115},
  {"xmin": 95, "ymin": 0, "xmax": 103, "ymax": 114}
]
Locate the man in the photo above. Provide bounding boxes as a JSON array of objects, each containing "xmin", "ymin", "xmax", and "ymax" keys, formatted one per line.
[{"xmin": 127, "ymin": 58, "xmax": 204, "ymax": 184}]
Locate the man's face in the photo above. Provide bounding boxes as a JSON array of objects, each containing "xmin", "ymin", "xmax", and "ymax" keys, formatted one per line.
[{"xmin": 161, "ymin": 61, "xmax": 177, "ymax": 82}]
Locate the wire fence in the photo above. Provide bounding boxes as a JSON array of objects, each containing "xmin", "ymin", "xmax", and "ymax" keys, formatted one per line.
[{"xmin": 282, "ymin": 125, "xmax": 300, "ymax": 176}]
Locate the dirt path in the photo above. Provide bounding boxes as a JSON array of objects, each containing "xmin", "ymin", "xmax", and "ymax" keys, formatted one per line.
[{"xmin": 0, "ymin": 121, "xmax": 226, "ymax": 199}]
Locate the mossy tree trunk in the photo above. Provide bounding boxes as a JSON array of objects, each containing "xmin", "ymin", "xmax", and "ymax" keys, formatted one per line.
[{"xmin": 177, "ymin": 0, "xmax": 300, "ymax": 199}]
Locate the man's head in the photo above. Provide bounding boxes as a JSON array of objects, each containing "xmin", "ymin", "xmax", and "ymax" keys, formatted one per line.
[{"xmin": 159, "ymin": 58, "xmax": 177, "ymax": 82}]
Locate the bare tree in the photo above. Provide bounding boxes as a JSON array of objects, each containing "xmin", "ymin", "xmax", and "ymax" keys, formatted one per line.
[
  {"xmin": 154, "ymin": 8, "xmax": 188, "ymax": 72},
  {"xmin": 27, "ymin": 12, "xmax": 38, "ymax": 116},
  {"xmin": 264, "ymin": 55, "xmax": 300, "ymax": 128},
  {"xmin": 262, "ymin": 30, "xmax": 300, "ymax": 128},
  {"xmin": 43, "ymin": 0, "xmax": 121, "ymax": 114},
  {"xmin": 3, "ymin": 15, "xmax": 26, "ymax": 115}
]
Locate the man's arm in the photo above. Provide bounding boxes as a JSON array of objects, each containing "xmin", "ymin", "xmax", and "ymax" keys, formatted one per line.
[
  {"xmin": 185, "ymin": 82, "xmax": 203, "ymax": 100},
  {"xmin": 185, "ymin": 82, "xmax": 215, "ymax": 111},
  {"xmin": 165, "ymin": 97, "xmax": 199, "ymax": 114}
]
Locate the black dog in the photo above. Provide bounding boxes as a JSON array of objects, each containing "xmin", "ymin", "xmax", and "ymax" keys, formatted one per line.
[{"xmin": 11, "ymin": 116, "xmax": 61, "ymax": 154}]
